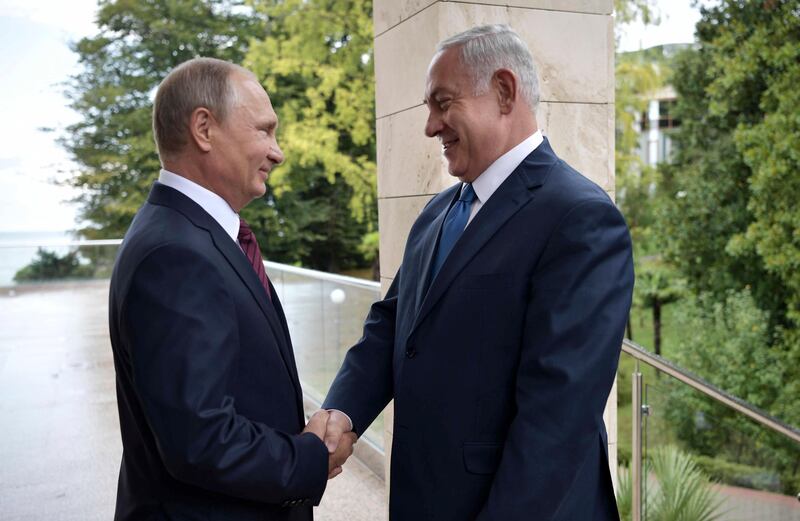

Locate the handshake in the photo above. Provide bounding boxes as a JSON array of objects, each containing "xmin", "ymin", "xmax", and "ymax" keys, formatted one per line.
[{"xmin": 302, "ymin": 409, "xmax": 358, "ymax": 479}]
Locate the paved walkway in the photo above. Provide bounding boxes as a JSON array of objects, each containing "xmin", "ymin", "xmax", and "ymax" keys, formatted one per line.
[
  {"xmin": 714, "ymin": 483, "xmax": 800, "ymax": 521},
  {"xmin": 0, "ymin": 282, "xmax": 386, "ymax": 520}
]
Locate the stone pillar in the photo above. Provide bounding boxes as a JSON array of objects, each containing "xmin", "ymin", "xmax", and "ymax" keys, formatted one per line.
[{"xmin": 372, "ymin": 0, "xmax": 617, "ymax": 491}]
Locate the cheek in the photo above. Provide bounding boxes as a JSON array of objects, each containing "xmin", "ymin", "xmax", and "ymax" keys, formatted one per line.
[{"xmin": 247, "ymin": 141, "xmax": 266, "ymax": 161}]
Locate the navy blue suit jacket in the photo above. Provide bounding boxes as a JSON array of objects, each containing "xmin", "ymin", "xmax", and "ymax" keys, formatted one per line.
[
  {"xmin": 109, "ymin": 183, "xmax": 328, "ymax": 520},
  {"xmin": 324, "ymin": 139, "xmax": 633, "ymax": 520}
]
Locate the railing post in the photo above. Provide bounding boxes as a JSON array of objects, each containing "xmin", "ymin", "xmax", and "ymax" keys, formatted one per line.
[{"xmin": 632, "ymin": 369, "xmax": 643, "ymax": 521}]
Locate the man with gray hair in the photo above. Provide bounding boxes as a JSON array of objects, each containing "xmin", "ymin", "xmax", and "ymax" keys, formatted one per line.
[
  {"xmin": 108, "ymin": 57, "xmax": 355, "ymax": 520},
  {"xmin": 323, "ymin": 25, "xmax": 632, "ymax": 520}
]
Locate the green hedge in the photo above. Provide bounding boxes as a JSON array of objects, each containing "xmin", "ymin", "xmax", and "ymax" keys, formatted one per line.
[{"xmin": 694, "ymin": 455, "xmax": 783, "ymax": 493}]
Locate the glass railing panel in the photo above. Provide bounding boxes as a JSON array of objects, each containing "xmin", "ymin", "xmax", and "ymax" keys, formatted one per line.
[
  {"xmin": 617, "ymin": 351, "xmax": 667, "ymax": 519},
  {"xmin": 639, "ymin": 372, "xmax": 799, "ymax": 521},
  {"xmin": 0, "ymin": 241, "xmax": 387, "ymax": 450},
  {"xmin": 266, "ymin": 263, "xmax": 385, "ymax": 449},
  {"xmin": 0, "ymin": 242, "xmax": 120, "ymax": 291}
]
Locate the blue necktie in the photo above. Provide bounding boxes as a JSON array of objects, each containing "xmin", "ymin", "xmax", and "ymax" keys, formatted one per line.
[{"xmin": 431, "ymin": 183, "xmax": 476, "ymax": 279}]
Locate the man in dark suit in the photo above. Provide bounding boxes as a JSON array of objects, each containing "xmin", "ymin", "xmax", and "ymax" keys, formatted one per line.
[
  {"xmin": 322, "ymin": 25, "xmax": 634, "ymax": 520},
  {"xmin": 108, "ymin": 57, "xmax": 355, "ymax": 520}
]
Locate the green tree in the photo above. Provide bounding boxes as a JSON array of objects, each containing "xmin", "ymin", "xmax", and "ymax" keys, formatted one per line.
[
  {"xmin": 613, "ymin": 1, "xmax": 687, "ymax": 351},
  {"xmin": 64, "ymin": 0, "xmax": 376, "ymax": 272},
  {"xmin": 613, "ymin": 0, "xmax": 659, "ymax": 33},
  {"xmin": 242, "ymin": 0, "xmax": 377, "ymax": 272},
  {"xmin": 615, "ymin": 51, "xmax": 662, "ymax": 239},
  {"xmin": 63, "ymin": 0, "xmax": 265, "ymax": 239},
  {"xmin": 664, "ymin": 289, "xmax": 799, "ymax": 493},
  {"xmin": 654, "ymin": 0, "xmax": 800, "ymax": 493},
  {"xmin": 633, "ymin": 255, "xmax": 683, "ymax": 356},
  {"xmin": 659, "ymin": 0, "xmax": 799, "ymax": 329},
  {"xmin": 14, "ymin": 248, "xmax": 94, "ymax": 282}
]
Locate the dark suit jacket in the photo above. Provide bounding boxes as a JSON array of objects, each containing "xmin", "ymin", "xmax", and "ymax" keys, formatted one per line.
[
  {"xmin": 109, "ymin": 182, "xmax": 328, "ymax": 520},
  {"xmin": 323, "ymin": 138, "xmax": 633, "ymax": 520}
]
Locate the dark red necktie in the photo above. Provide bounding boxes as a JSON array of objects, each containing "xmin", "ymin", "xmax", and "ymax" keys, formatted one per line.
[{"xmin": 238, "ymin": 218, "xmax": 272, "ymax": 299}]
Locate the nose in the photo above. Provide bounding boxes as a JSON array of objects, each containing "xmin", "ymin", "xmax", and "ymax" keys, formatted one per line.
[
  {"xmin": 268, "ymin": 141, "xmax": 284, "ymax": 165},
  {"xmin": 424, "ymin": 110, "xmax": 442, "ymax": 138}
]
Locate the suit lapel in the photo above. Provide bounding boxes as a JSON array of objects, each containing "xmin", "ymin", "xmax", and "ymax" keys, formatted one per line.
[
  {"xmin": 412, "ymin": 186, "xmax": 461, "ymax": 312},
  {"xmin": 410, "ymin": 139, "xmax": 558, "ymax": 335},
  {"xmin": 148, "ymin": 183, "xmax": 302, "ymax": 399}
]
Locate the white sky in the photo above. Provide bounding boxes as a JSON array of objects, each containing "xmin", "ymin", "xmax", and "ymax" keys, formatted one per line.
[
  {"xmin": 0, "ymin": 0, "xmax": 707, "ymax": 234},
  {"xmin": 0, "ymin": 0, "xmax": 98, "ymax": 232}
]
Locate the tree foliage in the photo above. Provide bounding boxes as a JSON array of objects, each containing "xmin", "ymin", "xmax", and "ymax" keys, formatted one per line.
[
  {"xmin": 654, "ymin": 0, "xmax": 800, "ymax": 489},
  {"xmin": 63, "ymin": 0, "xmax": 377, "ymax": 272},
  {"xmin": 63, "ymin": 0, "xmax": 264, "ymax": 238},
  {"xmin": 241, "ymin": 0, "xmax": 377, "ymax": 271},
  {"xmin": 660, "ymin": 0, "xmax": 799, "ymax": 329},
  {"xmin": 615, "ymin": 50, "xmax": 662, "ymax": 240},
  {"xmin": 246, "ymin": 0, "xmax": 376, "ymax": 225},
  {"xmin": 14, "ymin": 248, "xmax": 93, "ymax": 282},
  {"xmin": 665, "ymin": 289, "xmax": 798, "ymax": 493},
  {"xmin": 613, "ymin": 1, "xmax": 687, "ymax": 352}
]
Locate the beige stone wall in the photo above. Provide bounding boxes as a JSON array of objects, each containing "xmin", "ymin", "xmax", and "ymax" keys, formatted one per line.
[{"xmin": 373, "ymin": 0, "xmax": 617, "ymax": 489}]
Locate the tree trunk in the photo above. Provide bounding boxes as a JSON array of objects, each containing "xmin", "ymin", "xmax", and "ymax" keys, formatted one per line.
[
  {"xmin": 653, "ymin": 298, "xmax": 662, "ymax": 356},
  {"xmin": 653, "ymin": 299, "xmax": 662, "ymax": 379}
]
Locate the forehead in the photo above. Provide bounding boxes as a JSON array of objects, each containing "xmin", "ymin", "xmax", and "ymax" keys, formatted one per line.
[
  {"xmin": 232, "ymin": 75, "xmax": 276, "ymax": 117},
  {"xmin": 425, "ymin": 47, "xmax": 468, "ymax": 98}
]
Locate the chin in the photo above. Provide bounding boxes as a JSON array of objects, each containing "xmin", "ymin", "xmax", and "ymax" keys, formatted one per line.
[{"xmin": 446, "ymin": 165, "xmax": 464, "ymax": 178}]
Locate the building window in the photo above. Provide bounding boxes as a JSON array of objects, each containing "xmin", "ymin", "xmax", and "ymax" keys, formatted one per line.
[{"xmin": 658, "ymin": 100, "xmax": 680, "ymax": 130}]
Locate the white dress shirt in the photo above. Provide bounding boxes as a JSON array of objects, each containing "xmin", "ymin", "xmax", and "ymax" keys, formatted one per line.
[
  {"xmin": 464, "ymin": 129, "xmax": 544, "ymax": 226},
  {"xmin": 158, "ymin": 169, "xmax": 240, "ymax": 243}
]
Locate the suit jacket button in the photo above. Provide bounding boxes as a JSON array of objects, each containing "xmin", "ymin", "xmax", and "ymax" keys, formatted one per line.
[{"xmin": 405, "ymin": 348, "xmax": 416, "ymax": 358}]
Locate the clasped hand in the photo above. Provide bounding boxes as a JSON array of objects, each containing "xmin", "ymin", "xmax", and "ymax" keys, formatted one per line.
[{"xmin": 302, "ymin": 410, "xmax": 357, "ymax": 479}]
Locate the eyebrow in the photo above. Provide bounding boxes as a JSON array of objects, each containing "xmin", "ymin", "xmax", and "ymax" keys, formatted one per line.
[
  {"xmin": 423, "ymin": 88, "xmax": 450, "ymax": 105},
  {"xmin": 258, "ymin": 118, "xmax": 277, "ymax": 130}
]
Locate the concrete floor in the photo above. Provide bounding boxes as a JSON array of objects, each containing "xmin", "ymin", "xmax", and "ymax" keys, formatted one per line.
[{"xmin": 0, "ymin": 281, "xmax": 386, "ymax": 520}]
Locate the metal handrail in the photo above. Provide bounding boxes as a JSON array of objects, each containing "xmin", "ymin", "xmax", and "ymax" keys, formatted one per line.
[
  {"xmin": 624, "ymin": 339, "xmax": 800, "ymax": 521},
  {"xmin": 0, "ymin": 239, "xmax": 123, "ymax": 248},
  {"xmin": 265, "ymin": 261, "xmax": 381, "ymax": 290},
  {"xmin": 0, "ymin": 240, "xmax": 382, "ymax": 291},
  {"xmin": 622, "ymin": 339, "xmax": 800, "ymax": 444}
]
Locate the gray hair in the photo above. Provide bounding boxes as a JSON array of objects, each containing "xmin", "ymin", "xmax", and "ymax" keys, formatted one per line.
[
  {"xmin": 153, "ymin": 57, "xmax": 254, "ymax": 158},
  {"xmin": 436, "ymin": 24, "xmax": 539, "ymax": 110}
]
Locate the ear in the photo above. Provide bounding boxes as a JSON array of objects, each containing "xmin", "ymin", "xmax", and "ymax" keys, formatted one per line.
[
  {"xmin": 493, "ymin": 68, "xmax": 518, "ymax": 115},
  {"xmin": 188, "ymin": 107, "xmax": 214, "ymax": 153}
]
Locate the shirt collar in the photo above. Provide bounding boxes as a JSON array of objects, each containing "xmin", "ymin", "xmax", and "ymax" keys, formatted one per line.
[
  {"xmin": 158, "ymin": 169, "xmax": 240, "ymax": 243},
  {"xmin": 470, "ymin": 129, "xmax": 543, "ymax": 204}
]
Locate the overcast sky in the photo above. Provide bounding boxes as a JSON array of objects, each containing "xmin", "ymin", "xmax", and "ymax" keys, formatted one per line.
[{"xmin": 0, "ymin": 0, "xmax": 708, "ymax": 234}]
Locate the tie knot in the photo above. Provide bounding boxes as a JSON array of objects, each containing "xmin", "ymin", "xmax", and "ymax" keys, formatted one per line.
[
  {"xmin": 459, "ymin": 183, "xmax": 476, "ymax": 203},
  {"xmin": 238, "ymin": 217, "xmax": 253, "ymax": 241}
]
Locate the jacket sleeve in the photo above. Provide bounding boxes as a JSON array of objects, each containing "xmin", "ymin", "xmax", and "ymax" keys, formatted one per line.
[
  {"xmin": 477, "ymin": 199, "xmax": 634, "ymax": 520},
  {"xmin": 121, "ymin": 243, "xmax": 329, "ymax": 505},
  {"xmin": 322, "ymin": 274, "xmax": 399, "ymax": 436}
]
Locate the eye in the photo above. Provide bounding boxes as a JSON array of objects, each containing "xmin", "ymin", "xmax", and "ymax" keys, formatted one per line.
[{"xmin": 438, "ymin": 99, "xmax": 452, "ymax": 110}]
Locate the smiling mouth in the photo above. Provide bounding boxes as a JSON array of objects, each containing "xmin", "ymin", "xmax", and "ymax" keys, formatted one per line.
[{"xmin": 442, "ymin": 138, "xmax": 459, "ymax": 151}]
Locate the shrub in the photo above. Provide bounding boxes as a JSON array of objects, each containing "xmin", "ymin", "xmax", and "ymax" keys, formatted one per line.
[
  {"xmin": 13, "ymin": 248, "xmax": 94, "ymax": 282},
  {"xmin": 617, "ymin": 446, "xmax": 725, "ymax": 521}
]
